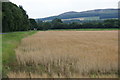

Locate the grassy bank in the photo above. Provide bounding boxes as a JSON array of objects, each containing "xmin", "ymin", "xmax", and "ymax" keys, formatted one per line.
[
  {"xmin": 49, "ymin": 28, "xmax": 119, "ymax": 31},
  {"xmin": 2, "ymin": 31, "xmax": 37, "ymax": 77}
]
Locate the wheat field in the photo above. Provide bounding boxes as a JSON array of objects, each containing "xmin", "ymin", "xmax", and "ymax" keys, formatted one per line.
[{"xmin": 9, "ymin": 31, "xmax": 118, "ymax": 78}]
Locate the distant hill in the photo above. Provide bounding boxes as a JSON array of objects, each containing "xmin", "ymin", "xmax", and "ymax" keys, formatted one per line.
[{"xmin": 36, "ymin": 9, "xmax": 119, "ymax": 22}]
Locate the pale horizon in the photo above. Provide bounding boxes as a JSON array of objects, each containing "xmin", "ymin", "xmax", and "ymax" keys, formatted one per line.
[{"xmin": 9, "ymin": 0, "xmax": 119, "ymax": 19}]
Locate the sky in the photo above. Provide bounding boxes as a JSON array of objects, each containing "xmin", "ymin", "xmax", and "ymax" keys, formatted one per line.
[{"xmin": 9, "ymin": 0, "xmax": 119, "ymax": 19}]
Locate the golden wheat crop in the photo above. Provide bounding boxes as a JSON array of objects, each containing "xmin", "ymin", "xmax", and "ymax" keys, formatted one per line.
[{"xmin": 10, "ymin": 31, "xmax": 118, "ymax": 78}]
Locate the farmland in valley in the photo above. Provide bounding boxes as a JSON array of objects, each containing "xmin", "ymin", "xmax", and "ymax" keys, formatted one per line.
[
  {"xmin": 8, "ymin": 31, "xmax": 118, "ymax": 78},
  {"xmin": 2, "ymin": 1, "xmax": 119, "ymax": 79}
]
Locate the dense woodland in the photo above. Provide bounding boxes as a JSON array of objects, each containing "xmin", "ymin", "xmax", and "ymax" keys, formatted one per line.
[
  {"xmin": 2, "ymin": 2, "xmax": 119, "ymax": 32},
  {"xmin": 2, "ymin": 2, "xmax": 37, "ymax": 32}
]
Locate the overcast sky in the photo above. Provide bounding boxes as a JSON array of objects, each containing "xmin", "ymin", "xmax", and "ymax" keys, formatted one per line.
[{"xmin": 9, "ymin": 0, "xmax": 119, "ymax": 19}]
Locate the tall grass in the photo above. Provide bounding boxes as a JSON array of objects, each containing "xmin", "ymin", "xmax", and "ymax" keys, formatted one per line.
[
  {"xmin": 2, "ymin": 31, "xmax": 37, "ymax": 77},
  {"xmin": 9, "ymin": 31, "xmax": 118, "ymax": 78}
]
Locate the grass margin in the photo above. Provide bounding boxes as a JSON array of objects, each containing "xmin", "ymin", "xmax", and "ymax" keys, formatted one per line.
[
  {"xmin": 2, "ymin": 31, "xmax": 37, "ymax": 78},
  {"xmin": 48, "ymin": 28, "xmax": 119, "ymax": 31}
]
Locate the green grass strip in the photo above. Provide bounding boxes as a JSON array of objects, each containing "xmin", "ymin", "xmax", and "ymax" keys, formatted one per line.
[
  {"xmin": 49, "ymin": 28, "xmax": 119, "ymax": 31},
  {"xmin": 2, "ymin": 31, "xmax": 37, "ymax": 77}
]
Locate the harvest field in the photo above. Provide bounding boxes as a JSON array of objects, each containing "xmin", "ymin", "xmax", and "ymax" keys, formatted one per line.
[{"xmin": 7, "ymin": 31, "xmax": 118, "ymax": 78}]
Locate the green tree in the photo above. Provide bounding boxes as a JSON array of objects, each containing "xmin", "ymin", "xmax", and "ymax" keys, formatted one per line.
[
  {"xmin": 2, "ymin": 2, "xmax": 30, "ymax": 32},
  {"xmin": 51, "ymin": 18, "xmax": 63, "ymax": 29},
  {"xmin": 29, "ymin": 19, "xmax": 38, "ymax": 30},
  {"xmin": 52, "ymin": 18, "xmax": 63, "ymax": 23},
  {"xmin": 19, "ymin": 5, "xmax": 30, "ymax": 31},
  {"xmin": 42, "ymin": 22, "xmax": 51, "ymax": 30}
]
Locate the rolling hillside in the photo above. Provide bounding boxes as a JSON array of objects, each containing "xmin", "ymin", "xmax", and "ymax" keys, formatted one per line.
[{"xmin": 36, "ymin": 9, "xmax": 119, "ymax": 22}]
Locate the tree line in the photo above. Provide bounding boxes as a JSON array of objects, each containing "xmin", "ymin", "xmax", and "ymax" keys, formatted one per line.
[
  {"xmin": 36, "ymin": 18, "xmax": 119, "ymax": 30},
  {"xmin": 2, "ymin": 2, "xmax": 37, "ymax": 32}
]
